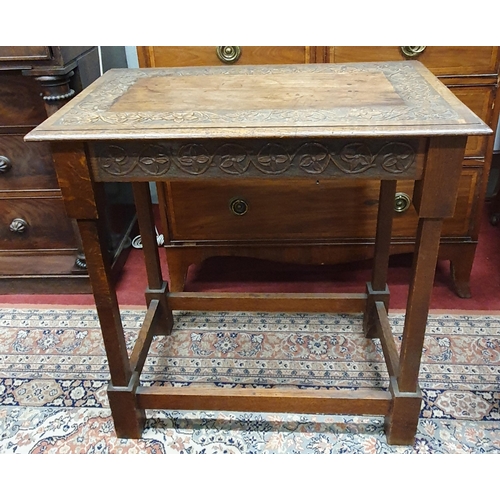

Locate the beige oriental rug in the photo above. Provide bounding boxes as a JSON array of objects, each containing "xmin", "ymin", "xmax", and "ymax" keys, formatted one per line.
[{"xmin": 0, "ymin": 306, "xmax": 499, "ymax": 454}]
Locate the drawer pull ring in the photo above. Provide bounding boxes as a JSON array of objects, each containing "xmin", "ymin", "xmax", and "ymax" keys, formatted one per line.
[
  {"xmin": 394, "ymin": 192, "xmax": 411, "ymax": 213},
  {"xmin": 9, "ymin": 218, "xmax": 28, "ymax": 233},
  {"xmin": 0, "ymin": 155, "xmax": 12, "ymax": 174},
  {"xmin": 230, "ymin": 198, "xmax": 248, "ymax": 216},
  {"xmin": 400, "ymin": 46, "xmax": 426, "ymax": 58},
  {"xmin": 216, "ymin": 46, "xmax": 242, "ymax": 64}
]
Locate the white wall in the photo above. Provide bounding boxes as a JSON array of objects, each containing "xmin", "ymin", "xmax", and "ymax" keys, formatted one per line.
[{"xmin": 124, "ymin": 46, "xmax": 139, "ymax": 68}]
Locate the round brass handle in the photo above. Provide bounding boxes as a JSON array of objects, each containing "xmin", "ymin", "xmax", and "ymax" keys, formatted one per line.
[
  {"xmin": 216, "ymin": 46, "xmax": 242, "ymax": 64},
  {"xmin": 9, "ymin": 218, "xmax": 28, "ymax": 233},
  {"xmin": 394, "ymin": 192, "xmax": 411, "ymax": 213},
  {"xmin": 229, "ymin": 198, "xmax": 248, "ymax": 216},
  {"xmin": 0, "ymin": 155, "xmax": 12, "ymax": 174},
  {"xmin": 400, "ymin": 46, "xmax": 426, "ymax": 58}
]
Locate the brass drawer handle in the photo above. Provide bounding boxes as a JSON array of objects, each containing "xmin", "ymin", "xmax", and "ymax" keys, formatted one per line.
[
  {"xmin": 229, "ymin": 198, "xmax": 248, "ymax": 216},
  {"xmin": 9, "ymin": 217, "xmax": 29, "ymax": 233},
  {"xmin": 0, "ymin": 155, "xmax": 12, "ymax": 174},
  {"xmin": 216, "ymin": 46, "xmax": 242, "ymax": 64},
  {"xmin": 400, "ymin": 46, "xmax": 426, "ymax": 58},
  {"xmin": 394, "ymin": 192, "xmax": 411, "ymax": 213}
]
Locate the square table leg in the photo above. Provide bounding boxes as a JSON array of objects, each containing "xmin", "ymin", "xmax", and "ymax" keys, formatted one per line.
[
  {"xmin": 384, "ymin": 136, "xmax": 467, "ymax": 445},
  {"xmin": 51, "ymin": 143, "xmax": 147, "ymax": 438},
  {"xmin": 132, "ymin": 182, "xmax": 173, "ymax": 334},
  {"xmin": 78, "ymin": 216, "xmax": 146, "ymax": 438},
  {"xmin": 364, "ymin": 180, "xmax": 397, "ymax": 339}
]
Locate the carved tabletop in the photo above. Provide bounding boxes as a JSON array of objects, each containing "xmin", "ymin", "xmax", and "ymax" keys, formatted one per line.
[
  {"xmin": 26, "ymin": 62, "xmax": 488, "ymax": 182},
  {"xmin": 27, "ymin": 61, "xmax": 486, "ymax": 137}
]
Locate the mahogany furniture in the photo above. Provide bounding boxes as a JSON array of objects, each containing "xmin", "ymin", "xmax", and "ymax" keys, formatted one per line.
[
  {"xmin": 138, "ymin": 46, "xmax": 500, "ymax": 298},
  {"xmin": 25, "ymin": 61, "xmax": 491, "ymax": 445},
  {"xmin": 489, "ymin": 153, "xmax": 500, "ymax": 225},
  {"xmin": 0, "ymin": 46, "xmax": 135, "ymax": 293}
]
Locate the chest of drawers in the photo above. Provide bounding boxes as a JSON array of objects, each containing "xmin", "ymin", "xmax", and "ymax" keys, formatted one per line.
[
  {"xmin": 0, "ymin": 46, "xmax": 135, "ymax": 293},
  {"xmin": 137, "ymin": 46, "xmax": 500, "ymax": 297}
]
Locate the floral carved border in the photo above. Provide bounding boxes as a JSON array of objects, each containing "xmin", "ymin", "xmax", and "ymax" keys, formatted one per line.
[
  {"xmin": 56, "ymin": 63, "xmax": 460, "ymax": 130},
  {"xmin": 93, "ymin": 140, "xmax": 418, "ymax": 180}
]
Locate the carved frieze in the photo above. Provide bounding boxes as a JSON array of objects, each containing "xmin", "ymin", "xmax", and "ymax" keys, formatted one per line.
[{"xmin": 91, "ymin": 139, "xmax": 421, "ymax": 181}]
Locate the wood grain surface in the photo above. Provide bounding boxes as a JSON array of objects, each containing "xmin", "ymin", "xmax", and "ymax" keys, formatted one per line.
[{"xmin": 26, "ymin": 62, "xmax": 491, "ymax": 142}]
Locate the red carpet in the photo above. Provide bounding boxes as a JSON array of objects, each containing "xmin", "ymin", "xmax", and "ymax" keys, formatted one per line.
[{"xmin": 1, "ymin": 205, "xmax": 499, "ymax": 311}]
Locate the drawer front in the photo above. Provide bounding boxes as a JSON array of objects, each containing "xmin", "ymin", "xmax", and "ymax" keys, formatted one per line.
[
  {"xmin": 164, "ymin": 172, "xmax": 478, "ymax": 242},
  {"xmin": 0, "ymin": 197, "xmax": 76, "ymax": 250},
  {"xmin": 332, "ymin": 46, "xmax": 499, "ymax": 76},
  {"xmin": 0, "ymin": 74, "xmax": 47, "ymax": 128},
  {"xmin": 0, "ymin": 135, "xmax": 59, "ymax": 190},
  {"xmin": 139, "ymin": 46, "xmax": 310, "ymax": 67},
  {"xmin": 449, "ymin": 86, "xmax": 495, "ymax": 157},
  {"xmin": 0, "ymin": 46, "xmax": 52, "ymax": 62}
]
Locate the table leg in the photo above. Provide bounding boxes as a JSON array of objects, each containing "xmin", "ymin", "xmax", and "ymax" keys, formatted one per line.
[
  {"xmin": 78, "ymin": 217, "xmax": 146, "ymax": 438},
  {"xmin": 384, "ymin": 135, "xmax": 467, "ymax": 445},
  {"xmin": 132, "ymin": 183, "xmax": 173, "ymax": 334},
  {"xmin": 364, "ymin": 180, "xmax": 396, "ymax": 338},
  {"xmin": 385, "ymin": 218, "xmax": 443, "ymax": 444},
  {"xmin": 50, "ymin": 143, "xmax": 146, "ymax": 438}
]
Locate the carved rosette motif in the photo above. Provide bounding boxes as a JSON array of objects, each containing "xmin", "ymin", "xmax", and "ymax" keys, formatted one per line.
[
  {"xmin": 137, "ymin": 144, "xmax": 170, "ymax": 175},
  {"xmin": 333, "ymin": 142, "xmax": 415, "ymax": 174},
  {"xmin": 100, "ymin": 144, "xmax": 171, "ymax": 176},
  {"xmin": 100, "ymin": 145, "xmax": 136, "ymax": 176},
  {"xmin": 256, "ymin": 144, "xmax": 290, "ymax": 174},
  {"xmin": 213, "ymin": 144, "xmax": 249, "ymax": 174},
  {"xmin": 294, "ymin": 143, "xmax": 330, "ymax": 174},
  {"xmin": 177, "ymin": 144, "xmax": 211, "ymax": 175},
  {"xmin": 376, "ymin": 142, "xmax": 415, "ymax": 173},
  {"xmin": 336, "ymin": 143, "xmax": 374, "ymax": 174},
  {"xmin": 94, "ymin": 141, "xmax": 417, "ymax": 179}
]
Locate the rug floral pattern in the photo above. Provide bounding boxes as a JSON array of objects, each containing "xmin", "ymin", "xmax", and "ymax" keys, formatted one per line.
[{"xmin": 0, "ymin": 308, "xmax": 499, "ymax": 453}]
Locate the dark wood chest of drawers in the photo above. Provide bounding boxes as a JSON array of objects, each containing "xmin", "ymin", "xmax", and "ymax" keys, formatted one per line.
[
  {"xmin": 138, "ymin": 46, "xmax": 500, "ymax": 297},
  {"xmin": 0, "ymin": 46, "xmax": 135, "ymax": 293}
]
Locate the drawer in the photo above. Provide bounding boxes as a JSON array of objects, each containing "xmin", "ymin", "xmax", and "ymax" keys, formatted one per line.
[
  {"xmin": 138, "ymin": 46, "xmax": 312, "ymax": 67},
  {"xmin": 332, "ymin": 46, "xmax": 500, "ymax": 76},
  {"xmin": 0, "ymin": 74, "xmax": 47, "ymax": 128},
  {"xmin": 0, "ymin": 135, "xmax": 59, "ymax": 191},
  {"xmin": 449, "ymin": 86, "xmax": 495, "ymax": 158},
  {"xmin": 163, "ymin": 171, "xmax": 479, "ymax": 242},
  {"xmin": 0, "ymin": 197, "xmax": 76, "ymax": 250},
  {"xmin": 0, "ymin": 46, "xmax": 52, "ymax": 62}
]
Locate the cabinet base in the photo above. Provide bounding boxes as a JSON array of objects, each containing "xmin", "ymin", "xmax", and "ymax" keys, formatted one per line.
[
  {"xmin": 0, "ymin": 274, "xmax": 92, "ymax": 294},
  {"xmin": 0, "ymin": 215, "xmax": 136, "ymax": 295},
  {"xmin": 165, "ymin": 240, "xmax": 478, "ymax": 298}
]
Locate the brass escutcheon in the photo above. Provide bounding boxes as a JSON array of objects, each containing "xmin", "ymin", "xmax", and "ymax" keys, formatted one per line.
[
  {"xmin": 400, "ymin": 46, "xmax": 426, "ymax": 58},
  {"xmin": 216, "ymin": 46, "xmax": 242, "ymax": 64},
  {"xmin": 394, "ymin": 192, "xmax": 411, "ymax": 213},
  {"xmin": 229, "ymin": 198, "xmax": 248, "ymax": 216}
]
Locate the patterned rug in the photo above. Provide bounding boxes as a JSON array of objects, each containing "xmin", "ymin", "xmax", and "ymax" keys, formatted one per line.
[{"xmin": 0, "ymin": 306, "xmax": 499, "ymax": 454}]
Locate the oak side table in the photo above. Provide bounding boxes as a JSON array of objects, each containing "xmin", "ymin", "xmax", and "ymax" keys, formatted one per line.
[{"xmin": 25, "ymin": 61, "xmax": 491, "ymax": 445}]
